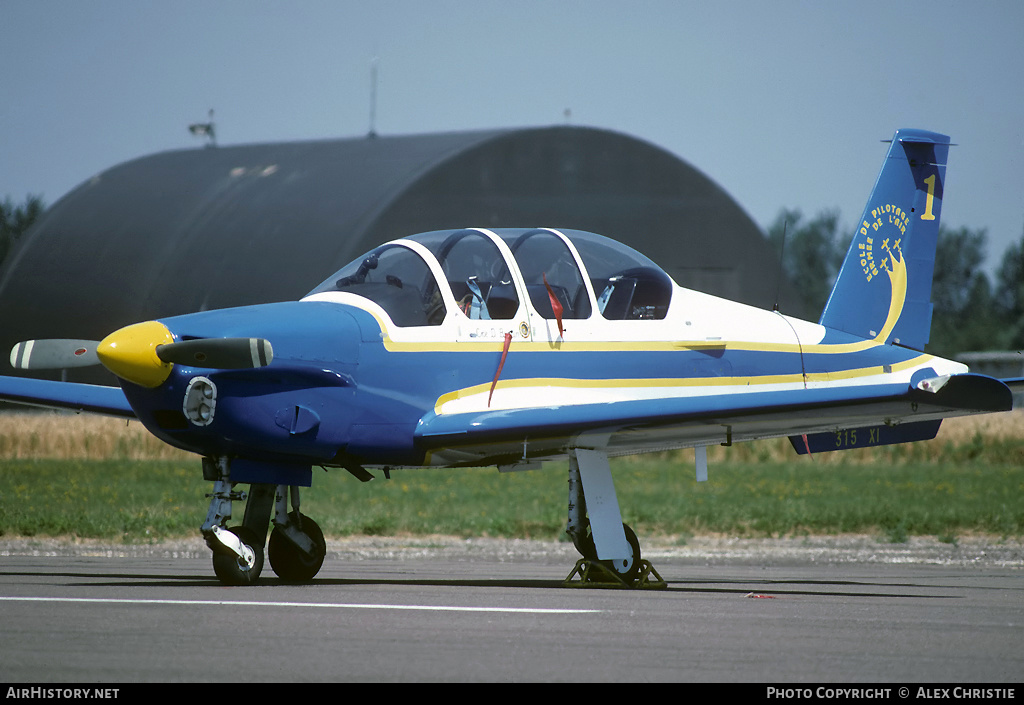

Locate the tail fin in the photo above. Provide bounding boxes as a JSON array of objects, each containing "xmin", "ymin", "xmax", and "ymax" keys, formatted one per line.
[{"xmin": 819, "ymin": 128, "xmax": 951, "ymax": 350}]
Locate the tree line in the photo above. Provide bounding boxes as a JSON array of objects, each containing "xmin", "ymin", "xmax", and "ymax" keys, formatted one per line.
[
  {"xmin": 0, "ymin": 194, "xmax": 45, "ymax": 266},
  {"xmin": 769, "ymin": 209, "xmax": 1024, "ymax": 358},
  {"xmin": 2, "ymin": 194, "xmax": 1021, "ymax": 358}
]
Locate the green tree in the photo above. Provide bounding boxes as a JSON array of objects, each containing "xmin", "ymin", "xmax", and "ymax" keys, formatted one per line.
[
  {"xmin": 0, "ymin": 194, "xmax": 46, "ymax": 265},
  {"xmin": 927, "ymin": 225, "xmax": 997, "ymax": 358},
  {"xmin": 768, "ymin": 208, "xmax": 846, "ymax": 319},
  {"xmin": 993, "ymin": 228, "xmax": 1024, "ymax": 350},
  {"xmin": 767, "ymin": 211, "xmax": 1004, "ymax": 356}
]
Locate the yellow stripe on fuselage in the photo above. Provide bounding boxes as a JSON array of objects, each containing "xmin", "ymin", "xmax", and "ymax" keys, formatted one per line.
[
  {"xmin": 346, "ymin": 303, "xmax": 937, "ymax": 415},
  {"xmin": 380, "ymin": 334, "xmax": 900, "ymax": 356},
  {"xmin": 432, "ymin": 354, "xmax": 933, "ymax": 414},
  {"xmin": 349, "ymin": 300, "xmax": 895, "ymax": 356}
]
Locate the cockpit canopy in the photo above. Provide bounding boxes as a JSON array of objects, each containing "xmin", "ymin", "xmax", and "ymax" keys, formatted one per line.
[{"xmin": 307, "ymin": 228, "xmax": 674, "ymax": 327}]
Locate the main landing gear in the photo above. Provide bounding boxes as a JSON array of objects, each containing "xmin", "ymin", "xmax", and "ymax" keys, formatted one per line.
[
  {"xmin": 196, "ymin": 451, "xmax": 661, "ymax": 588},
  {"xmin": 564, "ymin": 449, "xmax": 665, "ymax": 589},
  {"xmin": 201, "ymin": 458, "xmax": 326, "ymax": 586}
]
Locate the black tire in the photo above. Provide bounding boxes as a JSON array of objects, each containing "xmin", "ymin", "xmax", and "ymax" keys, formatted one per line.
[
  {"xmin": 211, "ymin": 526, "xmax": 264, "ymax": 586},
  {"xmin": 268, "ymin": 512, "xmax": 326, "ymax": 583},
  {"xmin": 573, "ymin": 527, "xmax": 597, "ymax": 560}
]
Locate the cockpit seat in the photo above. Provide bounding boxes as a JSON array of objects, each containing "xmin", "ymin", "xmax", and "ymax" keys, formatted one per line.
[
  {"xmin": 596, "ymin": 267, "xmax": 672, "ymax": 320},
  {"xmin": 485, "ymin": 280, "xmax": 519, "ymax": 319},
  {"xmin": 527, "ymin": 283, "xmax": 574, "ymax": 319}
]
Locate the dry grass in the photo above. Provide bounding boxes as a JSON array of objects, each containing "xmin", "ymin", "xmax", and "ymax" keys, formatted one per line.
[
  {"xmin": 934, "ymin": 409, "xmax": 1024, "ymax": 443},
  {"xmin": 1, "ymin": 409, "xmax": 1021, "ymax": 463},
  {"xmin": 622, "ymin": 409, "xmax": 1024, "ymax": 467},
  {"xmin": 0, "ymin": 412, "xmax": 192, "ymax": 461}
]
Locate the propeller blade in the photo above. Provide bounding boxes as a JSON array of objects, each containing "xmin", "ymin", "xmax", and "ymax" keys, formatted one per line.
[
  {"xmin": 10, "ymin": 339, "xmax": 101, "ymax": 370},
  {"xmin": 155, "ymin": 338, "xmax": 273, "ymax": 369}
]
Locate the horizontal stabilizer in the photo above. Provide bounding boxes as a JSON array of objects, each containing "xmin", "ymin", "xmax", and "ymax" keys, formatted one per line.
[
  {"xmin": 1002, "ymin": 377, "xmax": 1024, "ymax": 405},
  {"xmin": 790, "ymin": 419, "xmax": 941, "ymax": 455}
]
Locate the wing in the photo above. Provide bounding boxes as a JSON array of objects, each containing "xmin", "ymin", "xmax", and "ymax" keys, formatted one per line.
[
  {"xmin": 0, "ymin": 375, "xmax": 135, "ymax": 418},
  {"xmin": 415, "ymin": 373, "xmax": 1014, "ymax": 466}
]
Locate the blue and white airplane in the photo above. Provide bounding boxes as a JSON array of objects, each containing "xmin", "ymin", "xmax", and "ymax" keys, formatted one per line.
[{"xmin": 2, "ymin": 128, "xmax": 1020, "ymax": 586}]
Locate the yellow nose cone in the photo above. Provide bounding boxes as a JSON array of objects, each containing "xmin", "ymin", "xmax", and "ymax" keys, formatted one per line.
[{"xmin": 97, "ymin": 321, "xmax": 174, "ymax": 388}]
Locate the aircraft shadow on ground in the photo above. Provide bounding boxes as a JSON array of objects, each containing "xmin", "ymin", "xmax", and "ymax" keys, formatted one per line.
[{"xmin": 0, "ymin": 568, "xmax": 965, "ymax": 599}]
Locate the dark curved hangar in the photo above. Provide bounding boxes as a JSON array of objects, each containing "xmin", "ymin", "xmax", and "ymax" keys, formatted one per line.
[{"xmin": 0, "ymin": 125, "xmax": 798, "ymax": 383}]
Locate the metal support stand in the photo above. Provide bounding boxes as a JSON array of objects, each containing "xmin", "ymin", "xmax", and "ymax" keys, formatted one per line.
[{"xmin": 563, "ymin": 558, "xmax": 666, "ymax": 590}]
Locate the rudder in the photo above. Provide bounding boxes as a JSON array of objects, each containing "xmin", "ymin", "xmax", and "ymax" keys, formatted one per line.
[{"xmin": 819, "ymin": 129, "xmax": 951, "ymax": 350}]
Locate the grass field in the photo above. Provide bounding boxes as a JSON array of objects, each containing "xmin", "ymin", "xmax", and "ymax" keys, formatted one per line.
[{"xmin": 1, "ymin": 410, "xmax": 1022, "ymax": 543}]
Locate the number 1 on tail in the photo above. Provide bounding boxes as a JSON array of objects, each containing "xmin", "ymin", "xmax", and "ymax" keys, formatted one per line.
[{"xmin": 921, "ymin": 174, "xmax": 938, "ymax": 221}]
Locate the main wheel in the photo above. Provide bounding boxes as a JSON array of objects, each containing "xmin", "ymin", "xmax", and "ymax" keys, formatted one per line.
[
  {"xmin": 605, "ymin": 523, "xmax": 642, "ymax": 585},
  {"xmin": 268, "ymin": 512, "xmax": 326, "ymax": 583},
  {"xmin": 575, "ymin": 522, "xmax": 643, "ymax": 585},
  {"xmin": 211, "ymin": 526, "xmax": 264, "ymax": 586}
]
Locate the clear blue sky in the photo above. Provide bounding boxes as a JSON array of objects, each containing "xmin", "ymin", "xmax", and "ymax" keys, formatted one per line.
[{"xmin": 3, "ymin": 0, "xmax": 1022, "ymax": 273}]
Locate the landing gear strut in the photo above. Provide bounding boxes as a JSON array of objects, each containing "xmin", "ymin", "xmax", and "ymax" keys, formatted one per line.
[
  {"xmin": 563, "ymin": 450, "xmax": 665, "ymax": 589},
  {"xmin": 201, "ymin": 458, "xmax": 326, "ymax": 586},
  {"xmin": 268, "ymin": 485, "xmax": 326, "ymax": 583}
]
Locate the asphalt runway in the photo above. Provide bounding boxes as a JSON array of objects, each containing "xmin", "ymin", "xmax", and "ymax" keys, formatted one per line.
[{"xmin": 1, "ymin": 537, "xmax": 1021, "ymax": 683}]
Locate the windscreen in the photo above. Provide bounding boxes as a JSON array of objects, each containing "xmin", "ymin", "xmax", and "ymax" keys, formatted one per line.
[{"xmin": 307, "ymin": 244, "xmax": 445, "ymax": 326}]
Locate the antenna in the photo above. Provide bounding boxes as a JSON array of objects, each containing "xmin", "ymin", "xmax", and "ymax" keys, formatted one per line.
[
  {"xmin": 188, "ymin": 109, "xmax": 216, "ymax": 147},
  {"xmin": 772, "ymin": 218, "xmax": 788, "ymax": 312},
  {"xmin": 368, "ymin": 57, "xmax": 379, "ymax": 138}
]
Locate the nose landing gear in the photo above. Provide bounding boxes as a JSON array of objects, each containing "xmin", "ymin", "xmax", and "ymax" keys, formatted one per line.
[
  {"xmin": 210, "ymin": 525, "xmax": 264, "ymax": 586},
  {"xmin": 201, "ymin": 458, "xmax": 326, "ymax": 586}
]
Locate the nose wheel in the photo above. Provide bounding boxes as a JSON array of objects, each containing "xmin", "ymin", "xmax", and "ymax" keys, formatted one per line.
[
  {"xmin": 211, "ymin": 526, "xmax": 264, "ymax": 586},
  {"xmin": 201, "ymin": 459, "xmax": 327, "ymax": 585}
]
